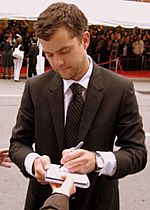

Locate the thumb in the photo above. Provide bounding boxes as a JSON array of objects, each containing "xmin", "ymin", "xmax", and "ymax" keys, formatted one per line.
[{"xmin": 41, "ymin": 155, "xmax": 51, "ymax": 170}]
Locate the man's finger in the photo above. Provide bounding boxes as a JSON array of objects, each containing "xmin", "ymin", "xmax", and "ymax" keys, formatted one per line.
[
  {"xmin": 41, "ymin": 155, "xmax": 51, "ymax": 170},
  {"xmin": 0, "ymin": 148, "xmax": 9, "ymax": 153},
  {"xmin": 62, "ymin": 148, "xmax": 74, "ymax": 156},
  {"xmin": 1, "ymin": 162, "xmax": 11, "ymax": 168}
]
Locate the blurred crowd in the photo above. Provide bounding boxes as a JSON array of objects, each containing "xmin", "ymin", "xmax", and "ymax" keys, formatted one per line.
[
  {"xmin": 88, "ymin": 25, "xmax": 150, "ymax": 71},
  {"xmin": 0, "ymin": 20, "xmax": 39, "ymax": 80},
  {"xmin": 0, "ymin": 20, "xmax": 150, "ymax": 81}
]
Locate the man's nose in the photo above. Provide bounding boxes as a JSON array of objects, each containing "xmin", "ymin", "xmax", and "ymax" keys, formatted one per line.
[{"xmin": 53, "ymin": 55, "xmax": 64, "ymax": 67}]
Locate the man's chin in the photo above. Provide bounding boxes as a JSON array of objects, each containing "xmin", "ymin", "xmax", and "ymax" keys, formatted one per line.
[
  {"xmin": 60, "ymin": 75, "xmax": 72, "ymax": 80},
  {"xmin": 57, "ymin": 71, "xmax": 72, "ymax": 80}
]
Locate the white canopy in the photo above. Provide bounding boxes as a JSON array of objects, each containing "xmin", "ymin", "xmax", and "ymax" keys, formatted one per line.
[{"xmin": 0, "ymin": 0, "xmax": 150, "ymax": 29}]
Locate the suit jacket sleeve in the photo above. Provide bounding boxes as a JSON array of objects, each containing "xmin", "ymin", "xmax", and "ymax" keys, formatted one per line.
[
  {"xmin": 113, "ymin": 79, "xmax": 147, "ymax": 178},
  {"xmin": 9, "ymin": 79, "xmax": 35, "ymax": 177},
  {"xmin": 39, "ymin": 194, "xmax": 69, "ymax": 210}
]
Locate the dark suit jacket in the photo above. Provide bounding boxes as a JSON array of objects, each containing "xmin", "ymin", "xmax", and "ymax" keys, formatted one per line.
[
  {"xmin": 9, "ymin": 62, "xmax": 147, "ymax": 210},
  {"xmin": 28, "ymin": 44, "xmax": 39, "ymax": 65},
  {"xmin": 40, "ymin": 194, "xmax": 69, "ymax": 210}
]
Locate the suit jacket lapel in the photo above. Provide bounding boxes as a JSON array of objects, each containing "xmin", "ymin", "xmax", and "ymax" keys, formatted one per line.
[
  {"xmin": 78, "ymin": 64, "xmax": 104, "ymax": 142},
  {"xmin": 48, "ymin": 64, "xmax": 104, "ymax": 150},
  {"xmin": 48, "ymin": 74, "xmax": 65, "ymax": 152}
]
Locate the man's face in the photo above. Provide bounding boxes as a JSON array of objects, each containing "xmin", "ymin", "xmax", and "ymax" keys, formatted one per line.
[{"xmin": 39, "ymin": 27, "xmax": 90, "ymax": 81}]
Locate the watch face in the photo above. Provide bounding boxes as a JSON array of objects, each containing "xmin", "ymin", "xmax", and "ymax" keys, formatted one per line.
[{"xmin": 96, "ymin": 154, "xmax": 104, "ymax": 169}]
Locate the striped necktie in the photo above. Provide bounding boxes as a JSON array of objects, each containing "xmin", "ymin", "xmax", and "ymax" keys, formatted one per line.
[{"xmin": 65, "ymin": 83, "xmax": 84, "ymax": 148}]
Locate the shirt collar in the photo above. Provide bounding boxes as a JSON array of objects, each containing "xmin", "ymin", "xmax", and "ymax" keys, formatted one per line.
[{"xmin": 63, "ymin": 55, "xmax": 93, "ymax": 94}]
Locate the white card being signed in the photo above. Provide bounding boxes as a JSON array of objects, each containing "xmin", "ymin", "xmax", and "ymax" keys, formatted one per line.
[{"xmin": 45, "ymin": 164, "xmax": 90, "ymax": 188}]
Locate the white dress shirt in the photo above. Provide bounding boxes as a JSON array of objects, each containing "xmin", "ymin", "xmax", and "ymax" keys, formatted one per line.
[{"xmin": 24, "ymin": 56, "xmax": 116, "ymax": 176}]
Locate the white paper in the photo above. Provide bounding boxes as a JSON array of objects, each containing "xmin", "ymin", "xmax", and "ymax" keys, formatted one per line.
[{"xmin": 45, "ymin": 164, "xmax": 90, "ymax": 188}]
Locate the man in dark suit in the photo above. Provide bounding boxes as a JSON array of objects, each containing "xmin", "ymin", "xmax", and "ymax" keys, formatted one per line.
[
  {"xmin": 9, "ymin": 2, "xmax": 147, "ymax": 210},
  {"xmin": 27, "ymin": 37, "xmax": 39, "ymax": 78}
]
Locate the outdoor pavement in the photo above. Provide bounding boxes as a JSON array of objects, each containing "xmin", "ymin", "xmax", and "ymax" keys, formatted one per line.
[{"xmin": 0, "ymin": 77, "xmax": 149, "ymax": 210}]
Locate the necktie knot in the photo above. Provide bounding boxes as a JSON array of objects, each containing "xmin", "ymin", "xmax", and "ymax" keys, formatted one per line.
[{"xmin": 70, "ymin": 83, "xmax": 83, "ymax": 95}]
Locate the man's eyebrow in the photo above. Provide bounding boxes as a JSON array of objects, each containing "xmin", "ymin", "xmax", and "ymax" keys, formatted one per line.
[
  {"xmin": 43, "ymin": 50, "xmax": 51, "ymax": 54},
  {"xmin": 44, "ymin": 46, "xmax": 70, "ymax": 54}
]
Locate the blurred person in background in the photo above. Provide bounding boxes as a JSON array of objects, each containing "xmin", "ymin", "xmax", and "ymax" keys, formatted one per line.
[
  {"xmin": 132, "ymin": 34, "xmax": 144, "ymax": 70},
  {"xmin": 13, "ymin": 34, "xmax": 24, "ymax": 82},
  {"xmin": 27, "ymin": 37, "xmax": 39, "ymax": 78},
  {"xmin": 0, "ymin": 33, "xmax": 13, "ymax": 79}
]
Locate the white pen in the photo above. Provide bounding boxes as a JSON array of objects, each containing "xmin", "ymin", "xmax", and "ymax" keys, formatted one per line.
[
  {"xmin": 59, "ymin": 141, "xmax": 84, "ymax": 168},
  {"xmin": 70, "ymin": 141, "xmax": 84, "ymax": 152}
]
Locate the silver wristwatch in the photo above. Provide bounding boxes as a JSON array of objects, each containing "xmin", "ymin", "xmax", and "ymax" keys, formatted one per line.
[{"xmin": 95, "ymin": 152, "xmax": 104, "ymax": 173}]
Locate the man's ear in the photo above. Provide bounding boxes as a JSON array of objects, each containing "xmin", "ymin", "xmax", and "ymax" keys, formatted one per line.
[{"xmin": 82, "ymin": 31, "xmax": 90, "ymax": 50}]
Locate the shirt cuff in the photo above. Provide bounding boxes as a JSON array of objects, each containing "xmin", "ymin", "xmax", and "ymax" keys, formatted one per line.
[
  {"xmin": 24, "ymin": 153, "xmax": 40, "ymax": 176},
  {"xmin": 96, "ymin": 151, "xmax": 117, "ymax": 176}
]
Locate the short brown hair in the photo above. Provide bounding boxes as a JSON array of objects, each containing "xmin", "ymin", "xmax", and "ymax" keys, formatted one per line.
[{"xmin": 35, "ymin": 2, "xmax": 88, "ymax": 41}]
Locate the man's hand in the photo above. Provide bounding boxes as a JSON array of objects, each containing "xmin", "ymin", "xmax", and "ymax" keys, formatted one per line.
[
  {"xmin": 33, "ymin": 155, "xmax": 50, "ymax": 184},
  {"xmin": 60, "ymin": 149, "xmax": 96, "ymax": 174},
  {"xmin": 0, "ymin": 148, "xmax": 11, "ymax": 168}
]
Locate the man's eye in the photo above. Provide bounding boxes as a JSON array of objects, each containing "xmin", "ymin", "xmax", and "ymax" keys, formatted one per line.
[
  {"xmin": 46, "ymin": 53, "xmax": 53, "ymax": 57},
  {"xmin": 61, "ymin": 48, "xmax": 70, "ymax": 54}
]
